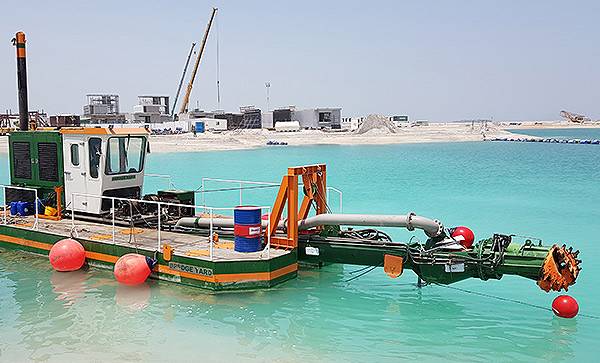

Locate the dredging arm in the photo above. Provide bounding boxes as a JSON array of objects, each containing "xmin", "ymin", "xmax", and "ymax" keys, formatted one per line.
[
  {"xmin": 175, "ymin": 163, "xmax": 580, "ymax": 292},
  {"xmin": 175, "ymin": 213, "xmax": 580, "ymax": 292}
]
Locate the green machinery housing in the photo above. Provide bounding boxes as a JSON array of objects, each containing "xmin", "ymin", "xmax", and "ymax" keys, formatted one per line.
[{"xmin": 7, "ymin": 130, "xmax": 64, "ymax": 208}]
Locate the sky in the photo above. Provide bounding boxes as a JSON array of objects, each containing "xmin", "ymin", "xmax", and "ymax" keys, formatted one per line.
[{"xmin": 1, "ymin": 0, "xmax": 599, "ymax": 121}]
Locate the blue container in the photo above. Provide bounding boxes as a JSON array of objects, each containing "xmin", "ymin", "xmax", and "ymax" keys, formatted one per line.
[
  {"xmin": 16, "ymin": 201, "xmax": 33, "ymax": 216},
  {"xmin": 37, "ymin": 200, "xmax": 45, "ymax": 214},
  {"xmin": 234, "ymin": 236, "xmax": 261, "ymax": 253},
  {"xmin": 234, "ymin": 206, "xmax": 261, "ymax": 224},
  {"xmin": 10, "ymin": 202, "xmax": 19, "ymax": 216},
  {"xmin": 234, "ymin": 206, "xmax": 262, "ymax": 253},
  {"xmin": 195, "ymin": 121, "xmax": 205, "ymax": 133}
]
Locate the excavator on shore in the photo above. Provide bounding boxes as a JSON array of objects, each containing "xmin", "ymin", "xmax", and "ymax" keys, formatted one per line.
[{"xmin": 560, "ymin": 110, "xmax": 591, "ymax": 124}]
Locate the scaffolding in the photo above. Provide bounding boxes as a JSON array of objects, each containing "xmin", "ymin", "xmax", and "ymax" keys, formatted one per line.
[{"xmin": 84, "ymin": 94, "xmax": 120, "ymax": 115}]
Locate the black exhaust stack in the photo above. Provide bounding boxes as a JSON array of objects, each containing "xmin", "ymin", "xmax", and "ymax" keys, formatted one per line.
[{"xmin": 13, "ymin": 32, "xmax": 29, "ymax": 131}]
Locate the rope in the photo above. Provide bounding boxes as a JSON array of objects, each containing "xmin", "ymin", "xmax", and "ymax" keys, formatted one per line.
[
  {"xmin": 434, "ymin": 283, "xmax": 600, "ymax": 319},
  {"xmin": 344, "ymin": 263, "xmax": 382, "ymax": 283}
]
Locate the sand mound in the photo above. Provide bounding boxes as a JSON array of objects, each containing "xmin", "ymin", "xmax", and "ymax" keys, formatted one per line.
[{"xmin": 356, "ymin": 114, "xmax": 398, "ymax": 135}]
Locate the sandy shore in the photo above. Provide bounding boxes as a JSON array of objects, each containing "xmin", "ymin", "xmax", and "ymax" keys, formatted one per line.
[
  {"xmin": 147, "ymin": 123, "xmax": 513, "ymax": 153},
  {"xmin": 1, "ymin": 122, "xmax": 599, "ymax": 154}
]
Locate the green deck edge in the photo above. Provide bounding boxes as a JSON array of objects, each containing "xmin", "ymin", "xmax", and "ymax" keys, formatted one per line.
[{"xmin": 0, "ymin": 225, "xmax": 298, "ymax": 291}]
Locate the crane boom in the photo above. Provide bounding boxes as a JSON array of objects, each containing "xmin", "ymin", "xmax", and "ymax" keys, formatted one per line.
[
  {"xmin": 179, "ymin": 7, "xmax": 218, "ymax": 114},
  {"xmin": 171, "ymin": 42, "xmax": 196, "ymax": 116}
]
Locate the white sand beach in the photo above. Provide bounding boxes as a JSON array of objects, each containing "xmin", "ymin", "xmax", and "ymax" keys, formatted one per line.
[{"xmin": 1, "ymin": 121, "xmax": 599, "ymax": 154}]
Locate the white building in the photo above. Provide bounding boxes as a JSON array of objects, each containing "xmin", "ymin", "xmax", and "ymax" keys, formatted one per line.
[
  {"xmin": 130, "ymin": 96, "xmax": 171, "ymax": 124},
  {"xmin": 341, "ymin": 117, "xmax": 364, "ymax": 131},
  {"xmin": 193, "ymin": 117, "xmax": 227, "ymax": 131},
  {"xmin": 389, "ymin": 115, "xmax": 410, "ymax": 127},
  {"xmin": 293, "ymin": 107, "xmax": 342, "ymax": 129},
  {"xmin": 262, "ymin": 112, "xmax": 274, "ymax": 129},
  {"xmin": 275, "ymin": 121, "xmax": 300, "ymax": 132},
  {"xmin": 342, "ymin": 117, "xmax": 364, "ymax": 131}
]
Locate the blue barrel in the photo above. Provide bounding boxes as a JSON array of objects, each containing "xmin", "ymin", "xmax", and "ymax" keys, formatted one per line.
[
  {"xmin": 195, "ymin": 121, "xmax": 205, "ymax": 133},
  {"xmin": 234, "ymin": 236, "xmax": 262, "ymax": 253},
  {"xmin": 234, "ymin": 206, "xmax": 262, "ymax": 253},
  {"xmin": 234, "ymin": 206, "xmax": 261, "ymax": 224}
]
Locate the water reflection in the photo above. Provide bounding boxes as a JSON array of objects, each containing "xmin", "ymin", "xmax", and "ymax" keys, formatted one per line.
[
  {"xmin": 115, "ymin": 283, "xmax": 151, "ymax": 311},
  {"xmin": 50, "ymin": 270, "xmax": 87, "ymax": 306},
  {"xmin": 0, "ymin": 246, "xmax": 588, "ymax": 362}
]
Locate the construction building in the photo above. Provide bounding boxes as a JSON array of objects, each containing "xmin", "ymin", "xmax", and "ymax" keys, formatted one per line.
[
  {"xmin": 239, "ymin": 106, "xmax": 262, "ymax": 129},
  {"xmin": 1, "ymin": 111, "xmax": 48, "ymax": 134},
  {"xmin": 390, "ymin": 115, "xmax": 409, "ymax": 127},
  {"xmin": 261, "ymin": 112, "xmax": 274, "ymax": 129},
  {"xmin": 295, "ymin": 107, "xmax": 342, "ymax": 129},
  {"xmin": 130, "ymin": 96, "xmax": 171, "ymax": 123},
  {"xmin": 273, "ymin": 107, "xmax": 294, "ymax": 124},
  {"xmin": 341, "ymin": 116, "xmax": 364, "ymax": 131},
  {"xmin": 49, "ymin": 115, "xmax": 80, "ymax": 127},
  {"xmin": 81, "ymin": 94, "xmax": 126, "ymax": 124},
  {"xmin": 215, "ymin": 112, "xmax": 244, "ymax": 130}
]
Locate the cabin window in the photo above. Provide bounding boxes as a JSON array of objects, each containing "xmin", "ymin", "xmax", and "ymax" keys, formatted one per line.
[
  {"xmin": 105, "ymin": 136, "xmax": 145, "ymax": 175},
  {"xmin": 70, "ymin": 144, "xmax": 80, "ymax": 166},
  {"xmin": 88, "ymin": 138, "xmax": 102, "ymax": 178}
]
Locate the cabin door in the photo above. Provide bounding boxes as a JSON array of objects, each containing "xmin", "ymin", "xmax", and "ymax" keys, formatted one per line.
[{"xmin": 63, "ymin": 141, "xmax": 88, "ymax": 212}]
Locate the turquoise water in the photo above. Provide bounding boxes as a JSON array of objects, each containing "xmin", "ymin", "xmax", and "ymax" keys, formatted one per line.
[
  {"xmin": 1, "ymin": 134, "xmax": 599, "ymax": 362},
  {"xmin": 509, "ymin": 128, "xmax": 600, "ymax": 140}
]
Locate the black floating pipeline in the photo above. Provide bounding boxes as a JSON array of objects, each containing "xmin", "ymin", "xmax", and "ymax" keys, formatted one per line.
[{"xmin": 485, "ymin": 137, "xmax": 600, "ymax": 145}]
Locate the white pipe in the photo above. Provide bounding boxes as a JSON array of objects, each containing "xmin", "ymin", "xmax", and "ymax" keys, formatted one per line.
[
  {"xmin": 176, "ymin": 212, "xmax": 445, "ymax": 238},
  {"xmin": 298, "ymin": 213, "xmax": 444, "ymax": 237}
]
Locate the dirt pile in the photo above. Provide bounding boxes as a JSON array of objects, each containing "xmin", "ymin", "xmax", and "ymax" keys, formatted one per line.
[{"xmin": 356, "ymin": 114, "xmax": 398, "ymax": 135}]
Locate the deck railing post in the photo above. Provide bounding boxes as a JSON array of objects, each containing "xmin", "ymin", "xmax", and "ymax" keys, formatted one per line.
[
  {"xmin": 71, "ymin": 193, "xmax": 75, "ymax": 232},
  {"xmin": 267, "ymin": 206, "xmax": 271, "ymax": 260},
  {"xmin": 2, "ymin": 186, "xmax": 6, "ymax": 226},
  {"xmin": 239, "ymin": 182, "xmax": 243, "ymax": 205},
  {"xmin": 201, "ymin": 178, "xmax": 206, "ymax": 207},
  {"xmin": 34, "ymin": 189, "xmax": 38, "ymax": 230},
  {"xmin": 157, "ymin": 201, "xmax": 162, "ymax": 252},
  {"xmin": 209, "ymin": 207, "xmax": 214, "ymax": 261},
  {"xmin": 111, "ymin": 197, "xmax": 116, "ymax": 245}
]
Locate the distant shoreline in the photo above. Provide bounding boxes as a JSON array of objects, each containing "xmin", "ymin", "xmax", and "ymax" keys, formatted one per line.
[{"xmin": 1, "ymin": 122, "xmax": 599, "ymax": 154}]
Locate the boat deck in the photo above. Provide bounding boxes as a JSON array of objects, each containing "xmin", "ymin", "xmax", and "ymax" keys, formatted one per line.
[{"xmin": 7, "ymin": 215, "xmax": 288, "ymax": 262}]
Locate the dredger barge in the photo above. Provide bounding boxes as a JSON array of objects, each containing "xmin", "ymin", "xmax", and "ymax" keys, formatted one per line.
[{"xmin": 0, "ymin": 32, "xmax": 581, "ymax": 293}]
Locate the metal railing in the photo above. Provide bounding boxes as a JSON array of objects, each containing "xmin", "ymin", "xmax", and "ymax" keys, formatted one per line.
[
  {"xmin": 145, "ymin": 173, "xmax": 176, "ymax": 190},
  {"xmin": 198, "ymin": 177, "xmax": 343, "ymax": 212},
  {"xmin": 0, "ymin": 184, "xmax": 40, "ymax": 230},
  {"xmin": 69, "ymin": 192, "xmax": 272, "ymax": 261}
]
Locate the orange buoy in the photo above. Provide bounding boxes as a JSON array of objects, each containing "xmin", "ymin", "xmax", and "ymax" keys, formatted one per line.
[
  {"xmin": 552, "ymin": 295, "xmax": 579, "ymax": 318},
  {"xmin": 49, "ymin": 238, "xmax": 86, "ymax": 271},
  {"xmin": 114, "ymin": 253, "xmax": 156, "ymax": 286}
]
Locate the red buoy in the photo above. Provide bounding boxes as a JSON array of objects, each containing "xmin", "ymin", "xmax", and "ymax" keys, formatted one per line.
[
  {"xmin": 49, "ymin": 238, "xmax": 86, "ymax": 271},
  {"xmin": 114, "ymin": 254, "xmax": 154, "ymax": 286},
  {"xmin": 451, "ymin": 226, "xmax": 475, "ymax": 249},
  {"xmin": 552, "ymin": 295, "xmax": 579, "ymax": 318}
]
